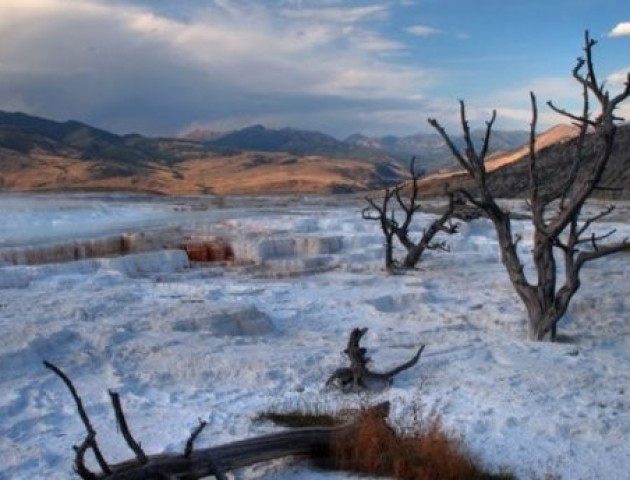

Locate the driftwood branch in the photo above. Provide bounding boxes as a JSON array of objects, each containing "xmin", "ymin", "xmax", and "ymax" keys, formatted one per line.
[
  {"xmin": 326, "ymin": 328, "xmax": 425, "ymax": 392},
  {"xmin": 46, "ymin": 361, "xmax": 392, "ymax": 480}
]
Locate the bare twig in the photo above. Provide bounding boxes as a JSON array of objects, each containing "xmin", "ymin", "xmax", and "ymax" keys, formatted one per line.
[
  {"xmin": 43, "ymin": 361, "xmax": 111, "ymax": 476},
  {"xmin": 108, "ymin": 391, "xmax": 147, "ymax": 465},
  {"xmin": 73, "ymin": 435, "xmax": 98, "ymax": 480},
  {"xmin": 184, "ymin": 420, "xmax": 208, "ymax": 459}
]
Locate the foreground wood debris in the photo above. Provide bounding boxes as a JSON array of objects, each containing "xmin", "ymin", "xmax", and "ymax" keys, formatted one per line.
[
  {"xmin": 326, "ymin": 327, "xmax": 425, "ymax": 392},
  {"xmin": 44, "ymin": 360, "xmax": 389, "ymax": 480}
]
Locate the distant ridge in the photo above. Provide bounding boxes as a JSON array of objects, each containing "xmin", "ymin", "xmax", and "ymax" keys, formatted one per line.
[
  {"xmin": 2, "ymin": 109, "xmax": 624, "ymax": 198},
  {"xmin": 185, "ymin": 124, "xmax": 531, "ymax": 172},
  {"xmin": 0, "ymin": 110, "xmax": 407, "ymax": 194},
  {"xmin": 192, "ymin": 124, "xmax": 398, "ymax": 163},
  {"xmin": 344, "ymin": 128, "xmax": 531, "ymax": 172},
  {"xmin": 0, "ymin": 110, "xmax": 167, "ymax": 165}
]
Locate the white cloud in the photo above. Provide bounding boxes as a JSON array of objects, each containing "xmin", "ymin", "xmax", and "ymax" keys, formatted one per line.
[
  {"xmin": 483, "ymin": 76, "xmax": 582, "ymax": 117},
  {"xmin": 341, "ymin": 26, "xmax": 406, "ymax": 52},
  {"xmin": 607, "ymin": 68, "xmax": 630, "ymax": 121},
  {"xmin": 469, "ymin": 67, "xmax": 630, "ymax": 132},
  {"xmin": 280, "ymin": 5, "xmax": 389, "ymax": 24},
  {"xmin": 405, "ymin": 25, "xmax": 440, "ymax": 37},
  {"xmin": 607, "ymin": 69, "xmax": 630, "ymax": 90},
  {"xmin": 608, "ymin": 22, "xmax": 630, "ymax": 38}
]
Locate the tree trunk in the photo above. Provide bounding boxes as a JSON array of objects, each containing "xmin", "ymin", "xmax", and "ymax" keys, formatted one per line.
[
  {"xmin": 527, "ymin": 314, "xmax": 547, "ymax": 341},
  {"xmin": 385, "ymin": 233, "xmax": 395, "ymax": 270},
  {"xmin": 526, "ymin": 306, "xmax": 562, "ymax": 341},
  {"xmin": 402, "ymin": 242, "xmax": 426, "ymax": 269}
]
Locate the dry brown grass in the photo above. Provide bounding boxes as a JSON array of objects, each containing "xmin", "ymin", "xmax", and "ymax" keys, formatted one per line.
[
  {"xmin": 256, "ymin": 403, "xmax": 514, "ymax": 480},
  {"xmin": 0, "ymin": 150, "xmax": 406, "ymax": 195},
  {"xmin": 253, "ymin": 409, "xmax": 341, "ymax": 428},
  {"xmin": 333, "ymin": 407, "xmax": 510, "ymax": 480}
]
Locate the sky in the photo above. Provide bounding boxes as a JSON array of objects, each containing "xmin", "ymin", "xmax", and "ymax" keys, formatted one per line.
[{"xmin": 0, "ymin": 0, "xmax": 628, "ymax": 139}]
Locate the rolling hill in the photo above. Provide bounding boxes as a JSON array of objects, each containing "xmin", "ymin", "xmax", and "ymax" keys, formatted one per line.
[
  {"xmin": 0, "ymin": 111, "xmax": 407, "ymax": 195},
  {"xmin": 185, "ymin": 124, "xmax": 531, "ymax": 172},
  {"xmin": 1, "ymin": 110, "xmax": 627, "ymax": 199}
]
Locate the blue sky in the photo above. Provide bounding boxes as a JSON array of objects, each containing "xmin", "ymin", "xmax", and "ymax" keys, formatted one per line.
[{"xmin": 0, "ymin": 0, "xmax": 628, "ymax": 138}]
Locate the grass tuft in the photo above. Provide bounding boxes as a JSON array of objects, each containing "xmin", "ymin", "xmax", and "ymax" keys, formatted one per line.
[
  {"xmin": 253, "ymin": 409, "xmax": 340, "ymax": 428},
  {"xmin": 255, "ymin": 402, "xmax": 515, "ymax": 479},
  {"xmin": 333, "ymin": 406, "xmax": 513, "ymax": 479}
]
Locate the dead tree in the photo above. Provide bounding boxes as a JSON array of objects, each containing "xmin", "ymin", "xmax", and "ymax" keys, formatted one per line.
[
  {"xmin": 428, "ymin": 31, "xmax": 630, "ymax": 341},
  {"xmin": 44, "ymin": 361, "xmax": 391, "ymax": 480},
  {"xmin": 363, "ymin": 157, "xmax": 459, "ymax": 270},
  {"xmin": 326, "ymin": 327, "xmax": 425, "ymax": 392},
  {"xmin": 362, "ymin": 187, "xmax": 397, "ymax": 270}
]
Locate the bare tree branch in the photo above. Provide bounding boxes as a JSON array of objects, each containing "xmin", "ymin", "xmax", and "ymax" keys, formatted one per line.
[
  {"xmin": 109, "ymin": 391, "xmax": 148, "ymax": 465},
  {"xmin": 43, "ymin": 361, "xmax": 111, "ymax": 476},
  {"xmin": 363, "ymin": 159, "xmax": 459, "ymax": 270},
  {"xmin": 184, "ymin": 420, "xmax": 208, "ymax": 460},
  {"xmin": 73, "ymin": 435, "xmax": 98, "ymax": 480},
  {"xmin": 576, "ymin": 205, "xmax": 615, "ymax": 238}
]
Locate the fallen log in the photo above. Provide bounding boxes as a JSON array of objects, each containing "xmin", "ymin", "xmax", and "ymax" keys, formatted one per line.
[
  {"xmin": 44, "ymin": 361, "xmax": 389, "ymax": 480},
  {"xmin": 99, "ymin": 425, "xmax": 343, "ymax": 480}
]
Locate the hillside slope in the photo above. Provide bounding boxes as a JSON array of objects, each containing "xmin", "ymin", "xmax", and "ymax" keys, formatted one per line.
[
  {"xmin": 0, "ymin": 111, "xmax": 406, "ymax": 195},
  {"xmin": 417, "ymin": 124, "xmax": 630, "ymax": 199},
  {"xmin": 2, "ymin": 110, "xmax": 626, "ymax": 198}
]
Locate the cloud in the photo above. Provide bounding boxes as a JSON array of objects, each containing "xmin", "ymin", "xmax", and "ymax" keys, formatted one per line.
[
  {"xmin": 433, "ymin": 75, "xmax": 584, "ymax": 133},
  {"xmin": 405, "ymin": 25, "xmax": 440, "ymax": 37},
  {"xmin": 0, "ymin": 0, "xmax": 440, "ymax": 136},
  {"xmin": 280, "ymin": 5, "xmax": 389, "ymax": 24},
  {"xmin": 471, "ymin": 67, "xmax": 630, "ymax": 132},
  {"xmin": 607, "ymin": 68, "xmax": 630, "ymax": 121},
  {"xmin": 608, "ymin": 22, "xmax": 630, "ymax": 38},
  {"xmin": 607, "ymin": 69, "xmax": 630, "ymax": 90},
  {"xmin": 181, "ymin": 97, "xmax": 444, "ymax": 138}
]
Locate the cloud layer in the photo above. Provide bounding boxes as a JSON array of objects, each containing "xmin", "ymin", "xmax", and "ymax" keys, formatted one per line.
[
  {"xmin": 0, "ymin": 0, "xmax": 627, "ymax": 137},
  {"xmin": 0, "ymin": 0, "xmax": 436, "ymax": 135}
]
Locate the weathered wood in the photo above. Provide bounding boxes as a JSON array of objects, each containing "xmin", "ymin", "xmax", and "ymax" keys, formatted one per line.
[
  {"xmin": 96, "ymin": 424, "xmax": 351, "ymax": 479},
  {"xmin": 326, "ymin": 328, "xmax": 425, "ymax": 392},
  {"xmin": 46, "ymin": 361, "xmax": 391, "ymax": 480}
]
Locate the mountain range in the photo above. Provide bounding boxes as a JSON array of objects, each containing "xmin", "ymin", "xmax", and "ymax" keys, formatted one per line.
[
  {"xmin": 184, "ymin": 124, "xmax": 531, "ymax": 171},
  {"xmin": 0, "ymin": 110, "xmax": 627, "ymax": 198},
  {"xmin": 0, "ymin": 111, "xmax": 406, "ymax": 194}
]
